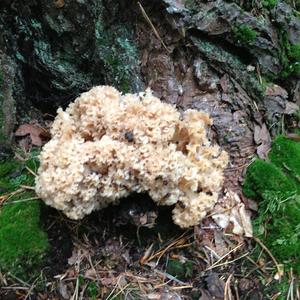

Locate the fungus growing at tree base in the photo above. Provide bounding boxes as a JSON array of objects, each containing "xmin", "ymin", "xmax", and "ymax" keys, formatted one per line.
[{"xmin": 35, "ymin": 86, "xmax": 228, "ymax": 228}]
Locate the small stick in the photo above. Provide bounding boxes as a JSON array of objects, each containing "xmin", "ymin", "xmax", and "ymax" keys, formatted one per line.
[
  {"xmin": 138, "ymin": 2, "xmax": 171, "ymax": 53},
  {"xmin": 253, "ymin": 237, "xmax": 283, "ymax": 279},
  {"xmin": 3, "ymin": 196, "xmax": 40, "ymax": 205},
  {"xmin": 20, "ymin": 185, "xmax": 35, "ymax": 190},
  {"xmin": 206, "ymin": 252, "xmax": 249, "ymax": 271},
  {"xmin": 205, "ymin": 243, "xmax": 244, "ymax": 271},
  {"xmin": 7, "ymin": 273, "xmax": 31, "ymax": 287},
  {"xmin": 25, "ymin": 166, "xmax": 38, "ymax": 177},
  {"xmin": 171, "ymin": 285, "xmax": 193, "ymax": 290},
  {"xmin": 224, "ymin": 274, "xmax": 233, "ymax": 300}
]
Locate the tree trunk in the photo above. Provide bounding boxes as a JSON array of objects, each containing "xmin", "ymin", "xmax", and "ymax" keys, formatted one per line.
[{"xmin": 0, "ymin": 0, "xmax": 299, "ymax": 190}]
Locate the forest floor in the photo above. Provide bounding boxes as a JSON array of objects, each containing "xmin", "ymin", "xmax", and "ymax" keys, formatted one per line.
[
  {"xmin": 1, "ymin": 1, "xmax": 300, "ymax": 299},
  {"xmin": 0, "ymin": 133, "xmax": 298, "ymax": 300}
]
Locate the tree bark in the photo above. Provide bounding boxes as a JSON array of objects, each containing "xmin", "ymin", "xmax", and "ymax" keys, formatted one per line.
[{"xmin": 0, "ymin": 0, "xmax": 299, "ymax": 189}]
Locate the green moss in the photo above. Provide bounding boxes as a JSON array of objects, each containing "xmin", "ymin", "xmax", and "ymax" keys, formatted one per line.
[
  {"xmin": 269, "ymin": 136, "xmax": 300, "ymax": 184},
  {"xmin": 233, "ymin": 25, "xmax": 258, "ymax": 45},
  {"xmin": 289, "ymin": 44, "xmax": 300, "ymax": 61},
  {"xmin": 243, "ymin": 159, "xmax": 296, "ymax": 199},
  {"xmin": 261, "ymin": 276, "xmax": 290, "ymax": 300},
  {"xmin": 243, "ymin": 137, "xmax": 300, "ymax": 274},
  {"xmin": 166, "ymin": 259, "xmax": 194, "ymax": 279},
  {"xmin": 0, "ymin": 196, "xmax": 48, "ymax": 279},
  {"xmin": 277, "ymin": 30, "xmax": 300, "ymax": 77},
  {"xmin": 262, "ymin": 0, "xmax": 278, "ymax": 8},
  {"xmin": 0, "ymin": 152, "xmax": 48, "ymax": 279},
  {"xmin": 87, "ymin": 281, "xmax": 98, "ymax": 300}
]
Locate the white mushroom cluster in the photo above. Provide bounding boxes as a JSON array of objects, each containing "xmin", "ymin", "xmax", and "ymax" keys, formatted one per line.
[{"xmin": 35, "ymin": 86, "xmax": 228, "ymax": 228}]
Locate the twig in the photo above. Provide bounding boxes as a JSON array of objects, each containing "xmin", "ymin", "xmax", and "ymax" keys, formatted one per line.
[
  {"xmin": 204, "ymin": 246, "xmax": 221, "ymax": 261},
  {"xmin": 206, "ymin": 252, "xmax": 250, "ymax": 271},
  {"xmin": 138, "ymin": 2, "xmax": 171, "ymax": 53},
  {"xmin": 245, "ymin": 256, "xmax": 269, "ymax": 277},
  {"xmin": 287, "ymin": 268, "xmax": 295, "ymax": 300},
  {"xmin": 105, "ymin": 276, "xmax": 122, "ymax": 300},
  {"xmin": 205, "ymin": 243, "xmax": 244, "ymax": 271},
  {"xmin": 25, "ymin": 166, "xmax": 37, "ymax": 177},
  {"xmin": 224, "ymin": 274, "xmax": 233, "ymax": 300},
  {"xmin": 24, "ymin": 276, "xmax": 40, "ymax": 300},
  {"xmin": 0, "ymin": 189, "xmax": 24, "ymax": 205},
  {"xmin": 253, "ymin": 237, "xmax": 283, "ymax": 280},
  {"xmin": 7, "ymin": 273, "xmax": 31, "ymax": 287},
  {"xmin": 20, "ymin": 185, "xmax": 35, "ymax": 190},
  {"xmin": 140, "ymin": 243, "xmax": 154, "ymax": 265},
  {"xmin": 109, "ymin": 283, "xmax": 131, "ymax": 300},
  {"xmin": 1, "ymin": 286, "xmax": 29, "ymax": 290},
  {"xmin": 147, "ymin": 232, "xmax": 190, "ymax": 264},
  {"xmin": 71, "ymin": 276, "xmax": 79, "ymax": 300},
  {"xmin": 3, "ymin": 196, "xmax": 40, "ymax": 205},
  {"xmin": 154, "ymin": 269, "xmax": 187, "ymax": 285},
  {"xmin": 171, "ymin": 285, "xmax": 193, "ymax": 290}
]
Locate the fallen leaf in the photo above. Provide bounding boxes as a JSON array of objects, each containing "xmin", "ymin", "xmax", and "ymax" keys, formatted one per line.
[
  {"xmin": 213, "ymin": 231, "xmax": 228, "ymax": 257},
  {"xmin": 100, "ymin": 277, "xmax": 114, "ymax": 286},
  {"xmin": 265, "ymin": 84, "xmax": 288, "ymax": 98},
  {"xmin": 84, "ymin": 268, "xmax": 97, "ymax": 279},
  {"xmin": 284, "ymin": 102, "xmax": 299, "ymax": 115},
  {"xmin": 254, "ymin": 124, "xmax": 271, "ymax": 145},
  {"xmin": 58, "ymin": 281, "xmax": 70, "ymax": 299},
  {"xmin": 254, "ymin": 124, "xmax": 271, "ymax": 159},
  {"xmin": 15, "ymin": 124, "xmax": 45, "ymax": 146},
  {"xmin": 256, "ymin": 142, "xmax": 271, "ymax": 159},
  {"xmin": 205, "ymin": 273, "xmax": 225, "ymax": 299},
  {"xmin": 212, "ymin": 190, "xmax": 253, "ymax": 237},
  {"xmin": 199, "ymin": 288, "xmax": 212, "ymax": 300}
]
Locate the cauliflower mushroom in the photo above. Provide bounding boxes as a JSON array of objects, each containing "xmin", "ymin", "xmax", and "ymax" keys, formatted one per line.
[{"xmin": 35, "ymin": 86, "xmax": 228, "ymax": 228}]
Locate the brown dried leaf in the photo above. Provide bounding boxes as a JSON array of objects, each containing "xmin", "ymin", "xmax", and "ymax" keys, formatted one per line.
[
  {"xmin": 212, "ymin": 190, "xmax": 253, "ymax": 237},
  {"xmin": 256, "ymin": 142, "xmax": 271, "ymax": 159},
  {"xmin": 213, "ymin": 231, "xmax": 228, "ymax": 257},
  {"xmin": 205, "ymin": 273, "xmax": 225, "ymax": 299},
  {"xmin": 100, "ymin": 277, "xmax": 114, "ymax": 286},
  {"xmin": 254, "ymin": 124, "xmax": 271, "ymax": 159},
  {"xmin": 254, "ymin": 124, "xmax": 270, "ymax": 145},
  {"xmin": 15, "ymin": 124, "xmax": 44, "ymax": 146},
  {"xmin": 84, "ymin": 268, "xmax": 97, "ymax": 279}
]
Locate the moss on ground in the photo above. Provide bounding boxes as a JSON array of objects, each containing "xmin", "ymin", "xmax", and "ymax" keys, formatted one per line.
[
  {"xmin": 269, "ymin": 136, "xmax": 300, "ymax": 184},
  {"xmin": 166, "ymin": 259, "xmax": 194, "ymax": 279},
  {"xmin": 0, "ymin": 151, "xmax": 48, "ymax": 279},
  {"xmin": 243, "ymin": 159, "xmax": 297, "ymax": 199},
  {"xmin": 243, "ymin": 136, "xmax": 300, "ymax": 275},
  {"xmin": 86, "ymin": 281, "xmax": 98, "ymax": 300}
]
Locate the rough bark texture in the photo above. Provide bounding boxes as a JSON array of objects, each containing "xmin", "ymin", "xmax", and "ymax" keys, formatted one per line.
[
  {"xmin": 0, "ymin": 0, "xmax": 299, "ymax": 190},
  {"xmin": 0, "ymin": 54, "xmax": 16, "ymax": 160}
]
